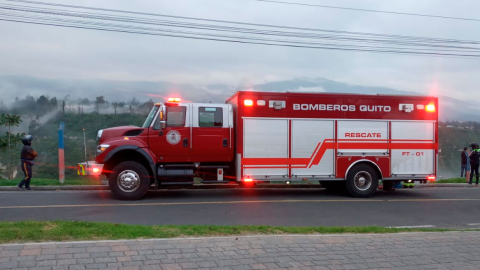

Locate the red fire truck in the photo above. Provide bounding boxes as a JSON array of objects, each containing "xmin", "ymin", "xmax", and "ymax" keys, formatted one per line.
[{"xmin": 78, "ymin": 91, "xmax": 438, "ymax": 200}]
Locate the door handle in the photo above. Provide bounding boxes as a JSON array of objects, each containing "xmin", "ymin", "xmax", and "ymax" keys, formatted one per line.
[
  {"xmin": 183, "ymin": 138, "xmax": 188, "ymax": 147},
  {"xmin": 223, "ymin": 138, "xmax": 227, "ymax": 147}
]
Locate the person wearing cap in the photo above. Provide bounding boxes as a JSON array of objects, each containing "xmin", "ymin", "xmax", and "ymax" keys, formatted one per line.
[
  {"xmin": 469, "ymin": 142, "xmax": 480, "ymax": 186},
  {"xmin": 17, "ymin": 135, "xmax": 37, "ymax": 190}
]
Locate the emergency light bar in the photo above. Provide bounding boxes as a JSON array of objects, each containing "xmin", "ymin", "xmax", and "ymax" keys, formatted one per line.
[{"xmin": 168, "ymin": 98, "xmax": 181, "ymax": 102}]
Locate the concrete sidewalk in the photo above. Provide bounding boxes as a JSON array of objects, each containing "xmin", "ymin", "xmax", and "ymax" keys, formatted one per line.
[
  {"xmin": 0, "ymin": 183, "xmax": 475, "ymax": 191},
  {"xmin": 1, "ymin": 232, "xmax": 480, "ymax": 270}
]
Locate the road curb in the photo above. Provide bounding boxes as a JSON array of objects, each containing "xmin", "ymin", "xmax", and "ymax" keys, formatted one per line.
[{"xmin": 0, "ymin": 183, "xmax": 474, "ymax": 191}]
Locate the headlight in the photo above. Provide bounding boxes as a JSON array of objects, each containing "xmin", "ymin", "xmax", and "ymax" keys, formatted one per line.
[
  {"xmin": 96, "ymin": 130, "xmax": 103, "ymax": 143},
  {"xmin": 96, "ymin": 144, "xmax": 110, "ymax": 155}
]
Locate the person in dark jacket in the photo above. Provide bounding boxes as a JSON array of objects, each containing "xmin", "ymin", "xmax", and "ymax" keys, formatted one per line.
[
  {"xmin": 461, "ymin": 147, "xmax": 471, "ymax": 182},
  {"xmin": 17, "ymin": 135, "xmax": 37, "ymax": 191},
  {"xmin": 469, "ymin": 142, "xmax": 480, "ymax": 186}
]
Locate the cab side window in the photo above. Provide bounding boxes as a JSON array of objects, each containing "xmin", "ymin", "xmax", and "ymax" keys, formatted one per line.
[
  {"xmin": 167, "ymin": 106, "xmax": 186, "ymax": 127},
  {"xmin": 199, "ymin": 107, "xmax": 223, "ymax": 127}
]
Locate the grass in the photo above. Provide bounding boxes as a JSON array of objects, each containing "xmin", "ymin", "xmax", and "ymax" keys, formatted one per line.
[
  {"xmin": 0, "ymin": 178, "xmax": 103, "ymax": 186},
  {"xmin": 0, "ymin": 221, "xmax": 453, "ymax": 244},
  {"xmin": 435, "ymin": 177, "xmax": 468, "ymax": 183}
]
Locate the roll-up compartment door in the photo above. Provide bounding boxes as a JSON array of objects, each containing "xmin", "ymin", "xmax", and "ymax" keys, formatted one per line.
[{"xmin": 243, "ymin": 119, "xmax": 288, "ymax": 177}]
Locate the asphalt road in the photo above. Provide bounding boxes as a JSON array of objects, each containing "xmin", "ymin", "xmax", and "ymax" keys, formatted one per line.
[{"xmin": 1, "ymin": 188, "xmax": 480, "ymax": 228}]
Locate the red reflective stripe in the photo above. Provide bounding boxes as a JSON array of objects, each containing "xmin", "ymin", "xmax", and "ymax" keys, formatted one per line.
[
  {"xmin": 309, "ymin": 141, "xmax": 335, "ymax": 168},
  {"xmin": 242, "ymin": 139, "xmax": 437, "ymax": 168},
  {"xmin": 242, "ymin": 158, "xmax": 310, "ymax": 166}
]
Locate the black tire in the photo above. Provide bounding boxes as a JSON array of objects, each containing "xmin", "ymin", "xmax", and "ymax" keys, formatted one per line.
[
  {"xmin": 345, "ymin": 164, "xmax": 379, "ymax": 198},
  {"xmin": 108, "ymin": 161, "xmax": 150, "ymax": 200},
  {"xmin": 382, "ymin": 181, "xmax": 395, "ymax": 191}
]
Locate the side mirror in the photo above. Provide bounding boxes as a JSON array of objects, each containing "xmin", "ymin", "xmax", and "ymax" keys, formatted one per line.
[{"xmin": 160, "ymin": 121, "xmax": 166, "ymax": 129}]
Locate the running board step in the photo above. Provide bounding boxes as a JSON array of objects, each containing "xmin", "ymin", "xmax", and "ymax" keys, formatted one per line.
[{"xmin": 201, "ymin": 181, "xmax": 235, "ymax": 184}]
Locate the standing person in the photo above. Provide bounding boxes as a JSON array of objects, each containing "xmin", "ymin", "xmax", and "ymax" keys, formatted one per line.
[
  {"xmin": 469, "ymin": 142, "xmax": 480, "ymax": 186},
  {"xmin": 461, "ymin": 147, "xmax": 469, "ymax": 181},
  {"xmin": 17, "ymin": 135, "xmax": 37, "ymax": 191},
  {"xmin": 466, "ymin": 148, "xmax": 471, "ymax": 182},
  {"xmin": 460, "ymin": 147, "xmax": 470, "ymax": 183}
]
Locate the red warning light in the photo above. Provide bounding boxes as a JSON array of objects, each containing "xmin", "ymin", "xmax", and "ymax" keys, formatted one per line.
[
  {"xmin": 425, "ymin": 104, "xmax": 435, "ymax": 112},
  {"xmin": 244, "ymin": 100, "xmax": 253, "ymax": 106},
  {"xmin": 244, "ymin": 178, "xmax": 253, "ymax": 182}
]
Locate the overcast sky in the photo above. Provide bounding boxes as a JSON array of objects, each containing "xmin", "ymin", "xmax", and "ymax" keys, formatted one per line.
[{"xmin": 1, "ymin": 0, "xmax": 480, "ymax": 100}]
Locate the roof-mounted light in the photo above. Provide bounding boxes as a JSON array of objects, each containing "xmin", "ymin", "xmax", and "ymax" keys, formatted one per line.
[
  {"xmin": 244, "ymin": 99, "xmax": 253, "ymax": 106},
  {"xmin": 168, "ymin": 98, "xmax": 181, "ymax": 103},
  {"xmin": 425, "ymin": 103, "xmax": 435, "ymax": 112}
]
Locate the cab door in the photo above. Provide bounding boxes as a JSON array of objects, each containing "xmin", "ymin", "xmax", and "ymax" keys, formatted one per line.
[
  {"xmin": 148, "ymin": 104, "xmax": 192, "ymax": 162},
  {"xmin": 191, "ymin": 104, "xmax": 233, "ymax": 162}
]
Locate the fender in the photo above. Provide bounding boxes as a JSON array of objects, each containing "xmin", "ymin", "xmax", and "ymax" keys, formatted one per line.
[
  {"xmin": 344, "ymin": 159, "xmax": 383, "ymax": 180},
  {"xmin": 104, "ymin": 145, "xmax": 156, "ymax": 179}
]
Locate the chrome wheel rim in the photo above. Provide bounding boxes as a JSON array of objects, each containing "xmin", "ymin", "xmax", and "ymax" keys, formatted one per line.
[
  {"xmin": 354, "ymin": 171, "xmax": 372, "ymax": 191},
  {"xmin": 117, "ymin": 170, "xmax": 140, "ymax": 192}
]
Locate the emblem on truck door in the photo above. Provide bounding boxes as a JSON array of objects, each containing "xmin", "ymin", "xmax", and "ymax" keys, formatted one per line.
[{"xmin": 166, "ymin": 130, "xmax": 181, "ymax": 145}]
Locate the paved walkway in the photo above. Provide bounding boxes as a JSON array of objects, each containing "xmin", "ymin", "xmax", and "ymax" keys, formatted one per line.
[{"xmin": 1, "ymin": 232, "xmax": 480, "ymax": 270}]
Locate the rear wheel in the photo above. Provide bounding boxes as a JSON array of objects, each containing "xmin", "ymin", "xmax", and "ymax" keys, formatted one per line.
[
  {"xmin": 109, "ymin": 161, "xmax": 150, "ymax": 200},
  {"xmin": 345, "ymin": 164, "xmax": 378, "ymax": 198}
]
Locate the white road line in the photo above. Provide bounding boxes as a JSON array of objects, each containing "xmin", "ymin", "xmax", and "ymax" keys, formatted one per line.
[
  {"xmin": 387, "ymin": 225, "xmax": 436, "ymax": 229},
  {"xmin": 467, "ymin": 223, "xmax": 480, "ymax": 226}
]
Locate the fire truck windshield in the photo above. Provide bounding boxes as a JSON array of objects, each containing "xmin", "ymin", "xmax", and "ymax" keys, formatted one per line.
[{"xmin": 142, "ymin": 105, "xmax": 160, "ymax": 128}]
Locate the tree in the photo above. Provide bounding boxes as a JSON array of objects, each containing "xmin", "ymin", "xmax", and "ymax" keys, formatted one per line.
[
  {"xmin": 28, "ymin": 118, "xmax": 40, "ymax": 136},
  {"xmin": 0, "ymin": 114, "xmax": 23, "ymax": 180},
  {"xmin": 118, "ymin": 102, "xmax": 126, "ymax": 114},
  {"xmin": 61, "ymin": 100, "xmax": 66, "ymax": 114},
  {"xmin": 111, "ymin": 102, "xmax": 119, "ymax": 115},
  {"xmin": 78, "ymin": 98, "xmax": 90, "ymax": 105},
  {"xmin": 50, "ymin": 97, "xmax": 58, "ymax": 108},
  {"xmin": 36, "ymin": 95, "xmax": 50, "ymax": 117},
  {"xmin": 0, "ymin": 101, "xmax": 6, "ymax": 112},
  {"xmin": 94, "ymin": 96, "xmax": 107, "ymax": 112}
]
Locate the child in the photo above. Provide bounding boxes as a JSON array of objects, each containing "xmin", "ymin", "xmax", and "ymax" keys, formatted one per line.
[{"xmin": 17, "ymin": 135, "xmax": 37, "ymax": 191}]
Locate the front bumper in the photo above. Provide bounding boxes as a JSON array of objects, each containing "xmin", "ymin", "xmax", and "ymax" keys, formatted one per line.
[{"xmin": 78, "ymin": 162, "xmax": 104, "ymax": 176}]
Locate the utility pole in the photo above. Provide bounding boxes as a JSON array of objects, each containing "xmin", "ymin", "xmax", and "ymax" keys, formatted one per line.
[{"xmin": 58, "ymin": 122, "xmax": 65, "ymax": 184}]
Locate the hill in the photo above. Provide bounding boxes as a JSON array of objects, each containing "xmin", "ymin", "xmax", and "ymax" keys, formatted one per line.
[{"xmin": 1, "ymin": 75, "xmax": 478, "ymax": 121}]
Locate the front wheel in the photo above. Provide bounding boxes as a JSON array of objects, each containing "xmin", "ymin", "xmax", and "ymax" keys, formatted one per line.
[
  {"xmin": 345, "ymin": 164, "xmax": 378, "ymax": 198},
  {"xmin": 108, "ymin": 161, "xmax": 150, "ymax": 200}
]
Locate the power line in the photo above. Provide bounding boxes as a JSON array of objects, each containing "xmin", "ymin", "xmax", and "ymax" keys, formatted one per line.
[
  {"xmin": 1, "ymin": 1, "xmax": 480, "ymax": 58},
  {"xmin": 3, "ymin": 3, "xmax": 480, "ymax": 50},
  {"xmin": 4, "ymin": 0, "xmax": 480, "ymax": 45},
  {"xmin": 256, "ymin": 0, "xmax": 480, "ymax": 22},
  {"xmin": 2, "ymin": 17, "xmax": 479, "ymax": 59},
  {"xmin": 2, "ymin": 10, "xmax": 478, "ymax": 54}
]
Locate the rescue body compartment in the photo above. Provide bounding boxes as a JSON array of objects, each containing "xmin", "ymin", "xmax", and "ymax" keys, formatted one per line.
[{"xmin": 227, "ymin": 91, "xmax": 438, "ymax": 183}]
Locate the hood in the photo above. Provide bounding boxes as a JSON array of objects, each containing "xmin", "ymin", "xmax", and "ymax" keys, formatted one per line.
[{"xmin": 99, "ymin": 126, "xmax": 146, "ymax": 143}]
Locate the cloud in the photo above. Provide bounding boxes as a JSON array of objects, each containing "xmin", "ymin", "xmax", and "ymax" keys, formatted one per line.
[{"xmin": 0, "ymin": 0, "xmax": 479, "ymax": 102}]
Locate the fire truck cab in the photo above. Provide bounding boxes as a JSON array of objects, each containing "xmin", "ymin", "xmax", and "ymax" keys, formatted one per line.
[{"xmin": 78, "ymin": 91, "xmax": 438, "ymax": 200}]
